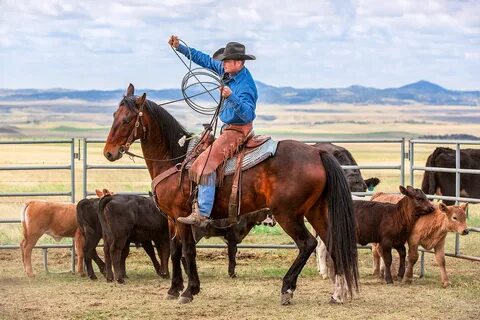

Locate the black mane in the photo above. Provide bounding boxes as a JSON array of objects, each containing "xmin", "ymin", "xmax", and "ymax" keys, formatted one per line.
[{"xmin": 122, "ymin": 96, "xmax": 191, "ymax": 159}]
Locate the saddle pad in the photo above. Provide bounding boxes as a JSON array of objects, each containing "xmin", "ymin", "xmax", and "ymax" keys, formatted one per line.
[
  {"xmin": 224, "ymin": 139, "xmax": 278, "ymax": 175},
  {"xmin": 186, "ymin": 136, "xmax": 279, "ymax": 176}
]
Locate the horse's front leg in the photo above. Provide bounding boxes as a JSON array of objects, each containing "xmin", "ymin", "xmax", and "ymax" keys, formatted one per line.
[
  {"xmin": 178, "ymin": 224, "xmax": 200, "ymax": 304},
  {"xmin": 167, "ymin": 236, "xmax": 184, "ymax": 300}
]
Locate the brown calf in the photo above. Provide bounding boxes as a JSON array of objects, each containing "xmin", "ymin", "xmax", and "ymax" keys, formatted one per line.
[
  {"xmin": 355, "ymin": 186, "xmax": 435, "ymax": 284},
  {"xmin": 371, "ymin": 192, "xmax": 468, "ymax": 287},
  {"xmin": 20, "ymin": 200, "xmax": 84, "ymax": 277}
]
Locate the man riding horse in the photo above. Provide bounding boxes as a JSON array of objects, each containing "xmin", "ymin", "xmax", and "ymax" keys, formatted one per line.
[{"xmin": 168, "ymin": 35, "xmax": 258, "ymax": 226}]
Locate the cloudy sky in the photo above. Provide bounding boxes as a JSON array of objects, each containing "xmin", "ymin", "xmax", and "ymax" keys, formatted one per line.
[{"xmin": 0, "ymin": 0, "xmax": 479, "ymax": 90}]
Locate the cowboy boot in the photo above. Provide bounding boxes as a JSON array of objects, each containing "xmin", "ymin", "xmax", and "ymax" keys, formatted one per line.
[{"xmin": 177, "ymin": 203, "xmax": 209, "ymax": 225}]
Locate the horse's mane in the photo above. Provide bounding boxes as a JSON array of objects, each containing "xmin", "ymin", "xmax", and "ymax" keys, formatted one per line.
[{"xmin": 122, "ymin": 96, "xmax": 191, "ymax": 159}]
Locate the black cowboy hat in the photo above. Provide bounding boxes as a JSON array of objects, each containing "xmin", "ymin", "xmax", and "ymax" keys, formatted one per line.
[{"xmin": 214, "ymin": 42, "xmax": 256, "ymax": 61}]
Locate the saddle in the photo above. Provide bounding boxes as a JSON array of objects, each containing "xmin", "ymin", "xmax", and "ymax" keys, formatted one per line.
[
  {"xmin": 150, "ymin": 127, "xmax": 278, "ymax": 226},
  {"xmin": 185, "ymin": 129, "xmax": 277, "ymax": 224}
]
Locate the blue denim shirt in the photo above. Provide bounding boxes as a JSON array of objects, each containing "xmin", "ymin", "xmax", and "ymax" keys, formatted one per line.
[{"xmin": 177, "ymin": 44, "xmax": 257, "ymax": 125}]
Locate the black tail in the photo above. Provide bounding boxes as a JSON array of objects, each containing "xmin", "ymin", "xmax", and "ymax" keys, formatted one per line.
[
  {"xmin": 421, "ymin": 147, "xmax": 445, "ymax": 195},
  {"xmin": 99, "ymin": 194, "xmax": 114, "ymax": 216},
  {"xmin": 320, "ymin": 151, "xmax": 359, "ymax": 296}
]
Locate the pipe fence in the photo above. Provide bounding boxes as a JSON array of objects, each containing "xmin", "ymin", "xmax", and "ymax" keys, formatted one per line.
[{"xmin": 1, "ymin": 138, "xmax": 478, "ymax": 276}]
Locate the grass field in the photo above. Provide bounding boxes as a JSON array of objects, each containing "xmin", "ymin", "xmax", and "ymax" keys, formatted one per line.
[{"xmin": 1, "ymin": 109, "xmax": 480, "ymax": 319}]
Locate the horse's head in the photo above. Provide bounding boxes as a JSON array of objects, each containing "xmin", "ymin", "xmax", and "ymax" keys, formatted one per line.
[{"xmin": 104, "ymin": 84, "xmax": 147, "ymax": 161}]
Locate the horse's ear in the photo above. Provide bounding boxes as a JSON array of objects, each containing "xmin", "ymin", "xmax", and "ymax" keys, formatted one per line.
[
  {"xmin": 136, "ymin": 93, "xmax": 146, "ymax": 106},
  {"xmin": 127, "ymin": 83, "xmax": 135, "ymax": 96},
  {"xmin": 95, "ymin": 189, "xmax": 103, "ymax": 197}
]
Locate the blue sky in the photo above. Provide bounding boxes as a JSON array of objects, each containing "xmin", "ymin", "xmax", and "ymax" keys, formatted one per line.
[{"xmin": 0, "ymin": 0, "xmax": 479, "ymax": 90}]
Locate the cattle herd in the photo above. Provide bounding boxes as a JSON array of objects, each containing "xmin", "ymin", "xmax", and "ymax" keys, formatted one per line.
[{"xmin": 18, "ymin": 145, "xmax": 473, "ymax": 299}]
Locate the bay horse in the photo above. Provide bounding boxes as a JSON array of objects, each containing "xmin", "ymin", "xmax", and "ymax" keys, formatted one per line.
[{"xmin": 103, "ymin": 84, "xmax": 359, "ymax": 304}]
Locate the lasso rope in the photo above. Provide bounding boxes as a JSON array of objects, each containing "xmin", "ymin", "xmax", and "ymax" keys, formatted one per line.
[{"xmin": 169, "ymin": 39, "xmax": 224, "ymax": 115}]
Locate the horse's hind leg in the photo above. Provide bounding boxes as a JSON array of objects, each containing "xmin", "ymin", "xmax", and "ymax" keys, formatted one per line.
[
  {"xmin": 275, "ymin": 214, "xmax": 318, "ymax": 305},
  {"xmin": 306, "ymin": 207, "xmax": 348, "ymax": 304}
]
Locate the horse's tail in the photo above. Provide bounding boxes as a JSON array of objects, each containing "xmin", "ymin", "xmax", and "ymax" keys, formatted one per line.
[{"xmin": 320, "ymin": 151, "xmax": 359, "ymax": 296}]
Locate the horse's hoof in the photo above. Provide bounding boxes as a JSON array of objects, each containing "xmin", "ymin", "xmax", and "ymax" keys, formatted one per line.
[
  {"xmin": 329, "ymin": 296, "xmax": 344, "ymax": 305},
  {"xmin": 280, "ymin": 290, "xmax": 293, "ymax": 306},
  {"xmin": 116, "ymin": 279, "xmax": 125, "ymax": 285},
  {"xmin": 178, "ymin": 296, "xmax": 193, "ymax": 304},
  {"xmin": 166, "ymin": 293, "xmax": 178, "ymax": 300},
  {"xmin": 89, "ymin": 275, "xmax": 98, "ymax": 281}
]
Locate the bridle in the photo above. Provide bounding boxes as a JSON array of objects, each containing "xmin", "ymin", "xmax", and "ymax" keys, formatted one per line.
[
  {"xmin": 119, "ymin": 97, "xmax": 147, "ymax": 156},
  {"xmin": 117, "ymin": 97, "xmax": 191, "ymax": 163}
]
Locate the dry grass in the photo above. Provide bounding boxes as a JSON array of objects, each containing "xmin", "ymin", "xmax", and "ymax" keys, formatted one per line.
[{"xmin": 1, "ymin": 245, "xmax": 480, "ymax": 320}]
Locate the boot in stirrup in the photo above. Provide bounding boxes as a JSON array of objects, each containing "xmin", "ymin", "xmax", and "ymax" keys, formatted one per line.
[{"xmin": 177, "ymin": 203, "xmax": 209, "ymax": 225}]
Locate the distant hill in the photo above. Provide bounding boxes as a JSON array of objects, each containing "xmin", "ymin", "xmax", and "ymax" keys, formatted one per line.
[{"xmin": 1, "ymin": 80, "xmax": 479, "ymax": 106}]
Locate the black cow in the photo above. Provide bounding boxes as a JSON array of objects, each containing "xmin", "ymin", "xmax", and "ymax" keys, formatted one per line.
[
  {"xmin": 422, "ymin": 147, "xmax": 480, "ymax": 205},
  {"xmin": 76, "ymin": 189, "xmax": 110, "ymax": 280},
  {"xmin": 88, "ymin": 193, "xmax": 170, "ymax": 283},
  {"xmin": 314, "ymin": 143, "xmax": 380, "ymax": 192}
]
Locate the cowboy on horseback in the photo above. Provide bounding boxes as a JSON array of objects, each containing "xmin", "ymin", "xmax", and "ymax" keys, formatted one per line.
[{"xmin": 168, "ymin": 35, "xmax": 258, "ymax": 226}]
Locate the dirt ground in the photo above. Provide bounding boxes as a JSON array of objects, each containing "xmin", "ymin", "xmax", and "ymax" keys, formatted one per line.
[{"xmin": 1, "ymin": 247, "xmax": 479, "ymax": 320}]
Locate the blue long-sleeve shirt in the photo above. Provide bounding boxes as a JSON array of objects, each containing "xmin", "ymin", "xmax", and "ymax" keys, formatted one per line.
[{"xmin": 177, "ymin": 44, "xmax": 257, "ymax": 125}]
